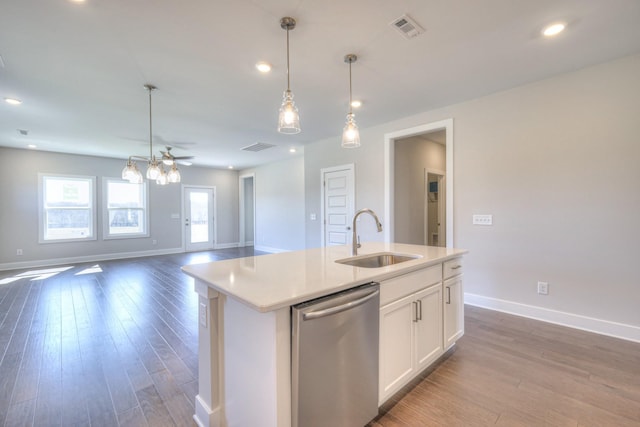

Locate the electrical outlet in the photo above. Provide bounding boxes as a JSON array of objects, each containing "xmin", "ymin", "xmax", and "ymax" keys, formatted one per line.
[
  {"xmin": 152, "ymin": 239, "xmax": 157, "ymax": 245},
  {"xmin": 16, "ymin": 249, "xmax": 23, "ymax": 256},
  {"xmin": 473, "ymin": 214, "xmax": 493, "ymax": 225},
  {"xmin": 537, "ymin": 281, "xmax": 549, "ymax": 295}
]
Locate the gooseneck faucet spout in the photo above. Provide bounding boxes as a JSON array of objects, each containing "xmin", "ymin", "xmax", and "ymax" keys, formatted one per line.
[{"xmin": 351, "ymin": 208, "xmax": 383, "ymax": 256}]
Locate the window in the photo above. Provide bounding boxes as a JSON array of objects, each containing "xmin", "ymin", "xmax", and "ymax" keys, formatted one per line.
[
  {"xmin": 103, "ymin": 178, "xmax": 148, "ymax": 238},
  {"xmin": 39, "ymin": 174, "xmax": 96, "ymax": 242}
]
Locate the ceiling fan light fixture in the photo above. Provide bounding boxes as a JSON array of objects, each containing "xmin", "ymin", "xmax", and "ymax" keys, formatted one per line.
[
  {"xmin": 342, "ymin": 54, "xmax": 361, "ymax": 148},
  {"xmin": 277, "ymin": 17, "xmax": 301, "ymax": 134},
  {"xmin": 121, "ymin": 84, "xmax": 188, "ymax": 185}
]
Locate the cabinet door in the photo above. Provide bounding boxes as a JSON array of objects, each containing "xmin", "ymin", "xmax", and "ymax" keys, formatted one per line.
[
  {"xmin": 414, "ymin": 284, "xmax": 443, "ymax": 371},
  {"xmin": 444, "ymin": 275, "xmax": 464, "ymax": 349},
  {"xmin": 379, "ymin": 293, "xmax": 415, "ymax": 404}
]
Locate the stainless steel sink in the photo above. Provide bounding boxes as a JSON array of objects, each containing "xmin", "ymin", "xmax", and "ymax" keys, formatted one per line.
[{"xmin": 335, "ymin": 252, "xmax": 421, "ymax": 268}]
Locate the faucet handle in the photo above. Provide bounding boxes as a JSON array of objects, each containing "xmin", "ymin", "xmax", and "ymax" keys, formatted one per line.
[{"xmin": 357, "ymin": 235, "xmax": 361, "ymax": 248}]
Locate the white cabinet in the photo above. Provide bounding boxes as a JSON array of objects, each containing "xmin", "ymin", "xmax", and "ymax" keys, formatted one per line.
[
  {"xmin": 443, "ymin": 258, "xmax": 464, "ymax": 350},
  {"xmin": 379, "ymin": 275, "xmax": 442, "ymax": 404}
]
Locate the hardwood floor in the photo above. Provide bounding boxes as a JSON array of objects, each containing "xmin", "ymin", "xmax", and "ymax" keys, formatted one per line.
[
  {"xmin": 2, "ymin": 250, "xmax": 639, "ymax": 426},
  {"xmin": 371, "ymin": 305, "xmax": 640, "ymax": 427}
]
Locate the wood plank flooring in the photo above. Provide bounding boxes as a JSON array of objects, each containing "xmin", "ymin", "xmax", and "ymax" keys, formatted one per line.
[{"xmin": 2, "ymin": 249, "xmax": 639, "ymax": 426}]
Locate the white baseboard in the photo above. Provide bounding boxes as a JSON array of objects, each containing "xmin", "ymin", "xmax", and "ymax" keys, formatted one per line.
[
  {"xmin": 465, "ymin": 293, "xmax": 640, "ymax": 343},
  {"xmin": 0, "ymin": 247, "xmax": 184, "ymax": 272},
  {"xmin": 254, "ymin": 245, "xmax": 289, "ymax": 254},
  {"xmin": 214, "ymin": 242, "xmax": 240, "ymax": 249}
]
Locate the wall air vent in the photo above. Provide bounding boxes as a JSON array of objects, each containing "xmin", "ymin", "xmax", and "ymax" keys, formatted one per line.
[
  {"xmin": 241, "ymin": 142, "xmax": 276, "ymax": 152},
  {"xmin": 390, "ymin": 14, "xmax": 425, "ymax": 39}
]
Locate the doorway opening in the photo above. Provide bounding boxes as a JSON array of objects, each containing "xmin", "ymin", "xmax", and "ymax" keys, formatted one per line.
[
  {"xmin": 384, "ymin": 119, "xmax": 453, "ymax": 247},
  {"xmin": 183, "ymin": 186, "xmax": 216, "ymax": 251},
  {"xmin": 239, "ymin": 174, "xmax": 255, "ymax": 247}
]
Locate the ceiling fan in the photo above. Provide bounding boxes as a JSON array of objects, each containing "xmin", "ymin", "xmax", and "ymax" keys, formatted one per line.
[{"xmin": 160, "ymin": 146, "xmax": 194, "ymax": 165}]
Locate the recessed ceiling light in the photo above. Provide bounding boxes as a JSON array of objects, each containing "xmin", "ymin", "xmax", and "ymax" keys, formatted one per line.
[
  {"xmin": 228, "ymin": 165, "xmax": 234, "ymax": 169},
  {"xmin": 350, "ymin": 100, "xmax": 362, "ymax": 108},
  {"xmin": 4, "ymin": 97, "xmax": 22, "ymax": 105},
  {"xmin": 289, "ymin": 148, "xmax": 296, "ymax": 153},
  {"xmin": 69, "ymin": 0, "xmax": 86, "ymax": 3},
  {"xmin": 256, "ymin": 62, "xmax": 272, "ymax": 73},
  {"xmin": 27, "ymin": 144, "xmax": 37, "ymax": 149},
  {"xmin": 542, "ymin": 22, "xmax": 566, "ymax": 37}
]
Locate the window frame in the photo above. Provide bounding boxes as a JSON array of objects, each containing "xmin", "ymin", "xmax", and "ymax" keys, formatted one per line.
[
  {"xmin": 38, "ymin": 173, "xmax": 97, "ymax": 243},
  {"xmin": 102, "ymin": 177, "xmax": 150, "ymax": 240}
]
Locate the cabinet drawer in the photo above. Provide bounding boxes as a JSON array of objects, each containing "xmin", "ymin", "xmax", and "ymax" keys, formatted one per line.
[
  {"xmin": 380, "ymin": 264, "xmax": 441, "ymax": 306},
  {"xmin": 443, "ymin": 257, "xmax": 463, "ymax": 279}
]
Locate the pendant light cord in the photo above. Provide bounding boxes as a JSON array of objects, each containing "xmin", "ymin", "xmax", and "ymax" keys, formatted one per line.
[
  {"xmin": 348, "ymin": 61, "xmax": 353, "ymax": 114},
  {"xmin": 148, "ymin": 87, "xmax": 153, "ymax": 159},
  {"xmin": 286, "ymin": 28, "xmax": 291, "ymax": 91}
]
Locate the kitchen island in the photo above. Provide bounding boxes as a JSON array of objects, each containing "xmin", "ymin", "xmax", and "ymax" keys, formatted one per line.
[{"xmin": 182, "ymin": 242, "xmax": 467, "ymax": 427}]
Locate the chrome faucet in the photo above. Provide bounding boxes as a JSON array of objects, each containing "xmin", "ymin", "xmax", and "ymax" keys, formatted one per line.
[{"xmin": 351, "ymin": 208, "xmax": 383, "ymax": 256}]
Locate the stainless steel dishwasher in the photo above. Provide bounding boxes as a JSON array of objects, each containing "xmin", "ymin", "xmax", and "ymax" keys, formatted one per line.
[{"xmin": 292, "ymin": 282, "xmax": 380, "ymax": 427}]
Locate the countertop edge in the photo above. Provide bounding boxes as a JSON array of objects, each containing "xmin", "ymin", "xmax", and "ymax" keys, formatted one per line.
[{"xmin": 182, "ymin": 246, "xmax": 468, "ymax": 313}]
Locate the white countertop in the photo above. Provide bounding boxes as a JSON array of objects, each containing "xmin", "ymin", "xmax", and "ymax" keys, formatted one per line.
[{"xmin": 181, "ymin": 242, "xmax": 467, "ymax": 312}]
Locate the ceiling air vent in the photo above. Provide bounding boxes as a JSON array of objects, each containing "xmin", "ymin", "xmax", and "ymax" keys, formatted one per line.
[
  {"xmin": 241, "ymin": 142, "xmax": 276, "ymax": 152},
  {"xmin": 390, "ymin": 14, "xmax": 425, "ymax": 39}
]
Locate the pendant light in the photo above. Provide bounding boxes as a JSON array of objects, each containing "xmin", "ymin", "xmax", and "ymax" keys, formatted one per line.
[
  {"xmin": 342, "ymin": 54, "xmax": 360, "ymax": 148},
  {"xmin": 121, "ymin": 84, "xmax": 182, "ymax": 185},
  {"xmin": 277, "ymin": 17, "xmax": 301, "ymax": 134}
]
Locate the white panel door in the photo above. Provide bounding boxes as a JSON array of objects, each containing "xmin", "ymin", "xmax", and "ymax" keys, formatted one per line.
[
  {"xmin": 184, "ymin": 187, "xmax": 215, "ymax": 251},
  {"xmin": 322, "ymin": 166, "xmax": 354, "ymax": 246}
]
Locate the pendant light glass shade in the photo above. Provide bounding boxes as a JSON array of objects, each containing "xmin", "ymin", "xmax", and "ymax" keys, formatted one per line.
[
  {"xmin": 156, "ymin": 167, "xmax": 168, "ymax": 185},
  {"xmin": 146, "ymin": 157, "xmax": 162, "ymax": 180},
  {"xmin": 341, "ymin": 54, "xmax": 361, "ymax": 148},
  {"xmin": 277, "ymin": 17, "xmax": 301, "ymax": 134},
  {"xmin": 122, "ymin": 159, "xmax": 143, "ymax": 183},
  {"xmin": 167, "ymin": 163, "xmax": 181, "ymax": 183},
  {"xmin": 342, "ymin": 112, "xmax": 360, "ymax": 148},
  {"xmin": 278, "ymin": 89, "xmax": 300, "ymax": 134}
]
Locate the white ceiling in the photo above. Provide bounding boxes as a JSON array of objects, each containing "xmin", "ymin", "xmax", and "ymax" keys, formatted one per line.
[{"xmin": 1, "ymin": 0, "xmax": 639, "ymax": 169}]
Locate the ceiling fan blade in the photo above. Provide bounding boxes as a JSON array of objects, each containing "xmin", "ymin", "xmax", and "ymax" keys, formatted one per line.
[{"xmin": 173, "ymin": 155, "xmax": 195, "ymax": 160}]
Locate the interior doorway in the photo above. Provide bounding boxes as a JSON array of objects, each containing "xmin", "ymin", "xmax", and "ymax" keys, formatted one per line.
[
  {"xmin": 384, "ymin": 119, "xmax": 454, "ymax": 247},
  {"xmin": 239, "ymin": 174, "xmax": 255, "ymax": 247},
  {"xmin": 183, "ymin": 186, "xmax": 216, "ymax": 251}
]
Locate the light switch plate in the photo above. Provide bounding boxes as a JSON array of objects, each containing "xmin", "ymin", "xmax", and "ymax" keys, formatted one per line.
[
  {"xmin": 310, "ymin": 213, "xmax": 317, "ymax": 221},
  {"xmin": 473, "ymin": 214, "xmax": 493, "ymax": 225}
]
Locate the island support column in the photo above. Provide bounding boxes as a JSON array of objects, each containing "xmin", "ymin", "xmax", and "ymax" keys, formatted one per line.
[{"xmin": 194, "ymin": 280, "xmax": 223, "ymax": 427}]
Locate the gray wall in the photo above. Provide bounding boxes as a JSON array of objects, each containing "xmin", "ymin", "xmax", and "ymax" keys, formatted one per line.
[
  {"xmin": 301, "ymin": 53, "xmax": 640, "ymax": 333},
  {"xmin": 0, "ymin": 148, "xmax": 239, "ymax": 268},
  {"xmin": 241, "ymin": 155, "xmax": 305, "ymax": 252}
]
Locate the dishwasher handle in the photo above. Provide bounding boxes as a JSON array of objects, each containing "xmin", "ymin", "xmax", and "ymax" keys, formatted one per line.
[{"xmin": 302, "ymin": 288, "xmax": 380, "ymax": 321}]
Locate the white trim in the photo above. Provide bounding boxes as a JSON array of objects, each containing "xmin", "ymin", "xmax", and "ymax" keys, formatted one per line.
[
  {"xmin": 0, "ymin": 247, "xmax": 184, "ymax": 272},
  {"xmin": 239, "ymin": 173, "xmax": 256, "ymax": 248},
  {"xmin": 254, "ymin": 245, "xmax": 289, "ymax": 254},
  {"xmin": 214, "ymin": 242, "xmax": 240, "ymax": 249},
  {"xmin": 465, "ymin": 293, "xmax": 640, "ymax": 343},
  {"xmin": 384, "ymin": 119, "xmax": 454, "ymax": 246},
  {"xmin": 102, "ymin": 177, "xmax": 150, "ymax": 239},
  {"xmin": 182, "ymin": 185, "xmax": 217, "ymax": 252},
  {"xmin": 38, "ymin": 173, "xmax": 98, "ymax": 243}
]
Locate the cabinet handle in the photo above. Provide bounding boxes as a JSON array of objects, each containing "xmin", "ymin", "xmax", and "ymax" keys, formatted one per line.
[
  {"xmin": 417, "ymin": 299, "xmax": 422, "ymax": 321},
  {"xmin": 413, "ymin": 301, "xmax": 418, "ymax": 322},
  {"xmin": 451, "ymin": 265, "xmax": 462, "ymax": 270},
  {"xmin": 446, "ymin": 286, "xmax": 451, "ymax": 304}
]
